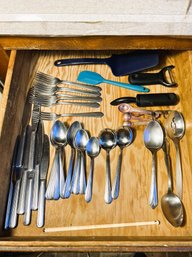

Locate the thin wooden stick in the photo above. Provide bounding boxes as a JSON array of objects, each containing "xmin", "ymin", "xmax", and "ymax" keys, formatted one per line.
[{"xmin": 44, "ymin": 220, "xmax": 160, "ymax": 233}]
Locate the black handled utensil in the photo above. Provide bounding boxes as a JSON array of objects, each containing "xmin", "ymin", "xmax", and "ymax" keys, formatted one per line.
[
  {"xmin": 128, "ymin": 65, "xmax": 176, "ymax": 87},
  {"xmin": 54, "ymin": 51, "xmax": 159, "ymax": 76},
  {"xmin": 110, "ymin": 93, "xmax": 179, "ymax": 107}
]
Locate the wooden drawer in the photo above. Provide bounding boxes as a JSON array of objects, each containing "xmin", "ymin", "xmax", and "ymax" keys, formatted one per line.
[{"xmin": 0, "ymin": 37, "xmax": 192, "ymax": 252}]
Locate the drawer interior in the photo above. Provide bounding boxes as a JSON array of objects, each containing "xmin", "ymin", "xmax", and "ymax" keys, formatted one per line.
[{"xmin": 0, "ymin": 49, "xmax": 192, "ymax": 247}]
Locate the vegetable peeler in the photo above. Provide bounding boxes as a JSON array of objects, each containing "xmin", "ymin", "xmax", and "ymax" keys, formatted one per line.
[{"xmin": 128, "ymin": 65, "xmax": 177, "ymax": 87}]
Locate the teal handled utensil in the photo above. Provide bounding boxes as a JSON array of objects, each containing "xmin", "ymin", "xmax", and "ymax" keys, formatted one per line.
[{"xmin": 77, "ymin": 71, "xmax": 149, "ymax": 93}]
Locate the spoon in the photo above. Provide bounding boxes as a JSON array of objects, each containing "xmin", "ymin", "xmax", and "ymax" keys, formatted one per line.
[
  {"xmin": 63, "ymin": 121, "xmax": 82, "ymax": 198},
  {"xmin": 165, "ymin": 111, "xmax": 185, "ymax": 199},
  {"xmin": 112, "ymin": 127, "xmax": 134, "ymax": 200},
  {"xmin": 74, "ymin": 129, "xmax": 89, "ymax": 194},
  {"xmin": 99, "ymin": 129, "xmax": 117, "ymax": 204},
  {"xmin": 45, "ymin": 121, "xmax": 67, "ymax": 200},
  {"xmin": 144, "ymin": 120, "xmax": 164, "ymax": 209},
  {"xmin": 85, "ymin": 137, "xmax": 101, "ymax": 202},
  {"xmin": 161, "ymin": 139, "xmax": 184, "ymax": 227}
]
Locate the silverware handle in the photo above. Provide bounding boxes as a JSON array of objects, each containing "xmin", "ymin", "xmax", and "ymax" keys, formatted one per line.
[
  {"xmin": 85, "ymin": 158, "xmax": 94, "ymax": 202},
  {"xmin": 37, "ymin": 180, "xmax": 46, "ymax": 228},
  {"xmin": 112, "ymin": 149, "xmax": 123, "ymax": 200},
  {"xmin": 56, "ymin": 101, "xmax": 100, "ymax": 108},
  {"xmin": 175, "ymin": 140, "xmax": 182, "ymax": 199},
  {"xmin": 60, "ymin": 80, "xmax": 102, "ymax": 92},
  {"xmin": 71, "ymin": 150, "xmax": 81, "ymax": 194},
  {"xmin": 45, "ymin": 150, "xmax": 60, "ymax": 200},
  {"xmin": 58, "ymin": 87, "xmax": 101, "ymax": 96},
  {"xmin": 58, "ymin": 95, "xmax": 102, "ymax": 102},
  {"xmin": 105, "ymin": 152, "xmax": 112, "ymax": 204},
  {"xmin": 59, "ymin": 148, "xmax": 65, "ymax": 198},
  {"xmin": 63, "ymin": 148, "xmax": 75, "ymax": 198},
  {"xmin": 32, "ymin": 165, "xmax": 40, "ymax": 210},
  {"xmin": 9, "ymin": 180, "xmax": 20, "ymax": 228},
  {"xmin": 59, "ymin": 112, "xmax": 104, "ymax": 118},
  {"xmin": 79, "ymin": 152, "xmax": 86, "ymax": 194},
  {"xmin": 24, "ymin": 176, "xmax": 33, "ymax": 226},
  {"xmin": 17, "ymin": 170, "xmax": 27, "ymax": 214},
  {"xmin": 149, "ymin": 152, "xmax": 158, "ymax": 209},
  {"xmin": 4, "ymin": 181, "xmax": 14, "ymax": 229}
]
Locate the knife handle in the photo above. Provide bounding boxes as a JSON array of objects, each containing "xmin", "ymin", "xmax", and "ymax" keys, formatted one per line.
[
  {"xmin": 4, "ymin": 181, "xmax": 14, "ymax": 229},
  {"xmin": 37, "ymin": 180, "xmax": 46, "ymax": 228},
  {"xmin": 24, "ymin": 174, "xmax": 34, "ymax": 226},
  {"xmin": 9, "ymin": 180, "xmax": 20, "ymax": 228},
  {"xmin": 17, "ymin": 170, "xmax": 27, "ymax": 214},
  {"xmin": 32, "ymin": 165, "xmax": 40, "ymax": 210}
]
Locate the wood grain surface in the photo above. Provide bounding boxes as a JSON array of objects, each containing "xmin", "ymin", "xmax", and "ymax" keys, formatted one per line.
[{"xmin": 0, "ymin": 49, "xmax": 192, "ymax": 248}]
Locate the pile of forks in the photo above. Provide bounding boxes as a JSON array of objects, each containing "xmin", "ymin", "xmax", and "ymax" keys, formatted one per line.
[{"xmin": 28, "ymin": 72, "xmax": 104, "ymax": 120}]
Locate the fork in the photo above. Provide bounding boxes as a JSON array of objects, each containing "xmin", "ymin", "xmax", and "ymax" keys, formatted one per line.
[
  {"xmin": 28, "ymin": 92, "xmax": 100, "ymax": 108},
  {"xmin": 35, "ymin": 72, "xmax": 102, "ymax": 92},
  {"xmin": 32, "ymin": 111, "xmax": 104, "ymax": 121},
  {"xmin": 33, "ymin": 81, "xmax": 101, "ymax": 97}
]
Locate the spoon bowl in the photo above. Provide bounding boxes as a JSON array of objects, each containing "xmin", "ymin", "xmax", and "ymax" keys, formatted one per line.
[{"xmin": 161, "ymin": 192, "xmax": 184, "ymax": 227}]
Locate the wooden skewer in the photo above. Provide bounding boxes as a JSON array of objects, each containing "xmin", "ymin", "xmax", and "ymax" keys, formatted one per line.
[{"xmin": 44, "ymin": 220, "xmax": 160, "ymax": 233}]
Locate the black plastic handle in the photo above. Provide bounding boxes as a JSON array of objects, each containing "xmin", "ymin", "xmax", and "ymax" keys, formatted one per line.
[
  {"xmin": 54, "ymin": 58, "xmax": 108, "ymax": 67},
  {"xmin": 110, "ymin": 93, "xmax": 179, "ymax": 107},
  {"xmin": 129, "ymin": 72, "xmax": 161, "ymax": 85}
]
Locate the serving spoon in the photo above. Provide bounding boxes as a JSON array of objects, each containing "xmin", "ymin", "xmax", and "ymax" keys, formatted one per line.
[
  {"xmin": 161, "ymin": 139, "xmax": 184, "ymax": 227},
  {"xmin": 144, "ymin": 120, "xmax": 164, "ymax": 208}
]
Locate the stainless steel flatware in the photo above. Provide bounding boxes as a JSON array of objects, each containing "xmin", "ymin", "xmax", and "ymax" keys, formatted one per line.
[
  {"xmin": 33, "ymin": 81, "xmax": 101, "ymax": 97},
  {"xmin": 161, "ymin": 139, "xmax": 184, "ymax": 227},
  {"xmin": 37, "ymin": 134, "xmax": 50, "ymax": 228},
  {"xmin": 99, "ymin": 129, "xmax": 117, "ymax": 204},
  {"xmin": 165, "ymin": 111, "xmax": 185, "ymax": 199},
  {"xmin": 35, "ymin": 71, "xmax": 102, "ymax": 92},
  {"xmin": 112, "ymin": 127, "xmax": 133, "ymax": 200},
  {"xmin": 144, "ymin": 120, "xmax": 164, "ymax": 209}
]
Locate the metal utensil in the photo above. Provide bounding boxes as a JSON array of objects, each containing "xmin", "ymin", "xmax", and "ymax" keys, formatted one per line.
[
  {"xmin": 112, "ymin": 127, "xmax": 133, "ymax": 200},
  {"xmin": 74, "ymin": 129, "xmax": 89, "ymax": 194},
  {"xmin": 45, "ymin": 121, "xmax": 67, "ymax": 200},
  {"xmin": 54, "ymin": 51, "xmax": 159, "ymax": 76},
  {"xmin": 33, "ymin": 81, "xmax": 101, "ymax": 97},
  {"xmin": 34, "ymin": 111, "xmax": 104, "ymax": 121},
  {"xmin": 77, "ymin": 71, "xmax": 149, "ymax": 92},
  {"xmin": 85, "ymin": 137, "xmax": 100, "ymax": 202},
  {"xmin": 28, "ymin": 92, "xmax": 100, "ymax": 108},
  {"xmin": 62, "ymin": 121, "xmax": 82, "ymax": 198},
  {"xmin": 37, "ymin": 134, "xmax": 50, "ymax": 228},
  {"xmin": 143, "ymin": 120, "xmax": 164, "ymax": 209},
  {"xmin": 161, "ymin": 139, "xmax": 184, "ymax": 227},
  {"xmin": 99, "ymin": 129, "xmax": 117, "ymax": 204},
  {"xmin": 35, "ymin": 72, "xmax": 102, "ymax": 92},
  {"xmin": 165, "ymin": 111, "xmax": 185, "ymax": 199}
]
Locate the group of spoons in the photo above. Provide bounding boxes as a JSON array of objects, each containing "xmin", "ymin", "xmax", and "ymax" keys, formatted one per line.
[
  {"xmin": 45, "ymin": 120, "xmax": 134, "ymax": 204},
  {"xmin": 143, "ymin": 110, "xmax": 185, "ymax": 227}
]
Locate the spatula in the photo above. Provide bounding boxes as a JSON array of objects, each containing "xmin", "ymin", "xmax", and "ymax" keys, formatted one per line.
[
  {"xmin": 54, "ymin": 51, "xmax": 159, "ymax": 76},
  {"xmin": 77, "ymin": 71, "xmax": 149, "ymax": 93}
]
